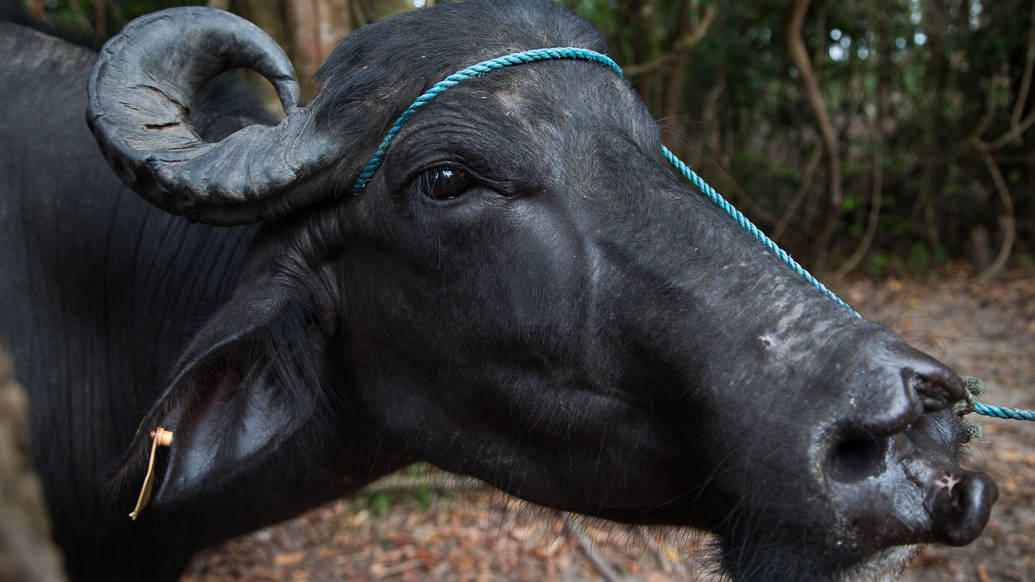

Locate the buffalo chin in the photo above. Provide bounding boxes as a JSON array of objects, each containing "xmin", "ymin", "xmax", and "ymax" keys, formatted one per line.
[
  {"xmin": 834, "ymin": 545, "xmax": 921, "ymax": 582},
  {"xmin": 719, "ymin": 541, "xmax": 921, "ymax": 582}
]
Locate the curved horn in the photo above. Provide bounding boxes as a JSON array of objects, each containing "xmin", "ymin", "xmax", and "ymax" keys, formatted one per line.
[{"xmin": 88, "ymin": 7, "xmax": 340, "ymax": 225}]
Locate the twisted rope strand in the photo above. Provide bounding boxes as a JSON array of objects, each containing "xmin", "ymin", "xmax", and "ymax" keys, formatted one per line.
[
  {"xmin": 661, "ymin": 153, "xmax": 1033, "ymax": 423},
  {"xmin": 661, "ymin": 146, "xmax": 859, "ymax": 316},
  {"xmin": 349, "ymin": 47, "xmax": 1033, "ymax": 422},
  {"xmin": 974, "ymin": 402, "xmax": 1035, "ymax": 421},
  {"xmin": 349, "ymin": 48, "xmax": 622, "ymax": 194}
]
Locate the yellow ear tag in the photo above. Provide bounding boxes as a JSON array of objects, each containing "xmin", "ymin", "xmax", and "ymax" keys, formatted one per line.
[{"xmin": 129, "ymin": 427, "xmax": 173, "ymax": 520}]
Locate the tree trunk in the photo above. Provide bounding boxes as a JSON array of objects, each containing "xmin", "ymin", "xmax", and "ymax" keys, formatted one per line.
[
  {"xmin": 231, "ymin": 0, "xmax": 288, "ymax": 46},
  {"xmin": 918, "ymin": 0, "xmax": 951, "ymax": 261},
  {"xmin": 369, "ymin": 0, "xmax": 415, "ymax": 21},
  {"xmin": 701, "ymin": 65, "xmax": 726, "ymax": 162},
  {"xmin": 0, "ymin": 344, "xmax": 67, "ymax": 582},
  {"xmin": 785, "ymin": 0, "xmax": 843, "ymax": 272},
  {"xmin": 23, "ymin": 0, "xmax": 46, "ymax": 21},
  {"xmin": 834, "ymin": 2, "xmax": 892, "ymax": 278},
  {"xmin": 663, "ymin": 0, "xmax": 693, "ymax": 123},
  {"xmin": 662, "ymin": 0, "xmax": 714, "ymax": 122},
  {"xmin": 283, "ymin": 0, "xmax": 355, "ymax": 86},
  {"xmin": 625, "ymin": 0, "xmax": 656, "ymax": 110}
]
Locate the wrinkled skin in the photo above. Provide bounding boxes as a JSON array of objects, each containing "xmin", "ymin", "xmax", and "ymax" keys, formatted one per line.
[
  {"xmin": 0, "ymin": 2, "xmax": 994, "ymax": 581},
  {"xmin": 304, "ymin": 60, "xmax": 994, "ymax": 580}
]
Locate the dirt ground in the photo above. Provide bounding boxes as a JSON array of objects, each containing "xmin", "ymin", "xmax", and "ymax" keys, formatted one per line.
[{"xmin": 181, "ymin": 273, "xmax": 1035, "ymax": 582}]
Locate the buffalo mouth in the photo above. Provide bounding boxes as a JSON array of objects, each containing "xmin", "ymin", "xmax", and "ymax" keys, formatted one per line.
[{"xmin": 833, "ymin": 545, "xmax": 922, "ymax": 582}]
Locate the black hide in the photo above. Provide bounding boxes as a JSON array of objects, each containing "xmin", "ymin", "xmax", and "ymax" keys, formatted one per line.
[{"xmin": 0, "ymin": 2, "xmax": 995, "ymax": 581}]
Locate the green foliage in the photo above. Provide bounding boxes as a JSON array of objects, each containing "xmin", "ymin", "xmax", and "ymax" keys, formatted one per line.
[
  {"xmin": 576, "ymin": 0, "xmax": 1034, "ymax": 275},
  {"xmin": 908, "ymin": 241, "xmax": 930, "ymax": 272},
  {"xmin": 22, "ymin": 0, "xmax": 198, "ymax": 46},
  {"xmin": 354, "ymin": 491, "xmax": 395, "ymax": 519},
  {"xmin": 351, "ymin": 484, "xmax": 433, "ymax": 519},
  {"xmin": 350, "ymin": 463, "xmax": 441, "ymax": 519},
  {"xmin": 867, "ymin": 253, "xmax": 891, "ymax": 277},
  {"xmin": 842, "ymin": 194, "xmax": 860, "ymax": 213},
  {"xmin": 1015, "ymin": 252, "xmax": 1035, "ymax": 271},
  {"xmin": 19, "ymin": 0, "xmax": 1035, "ymax": 275},
  {"xmin": 408, "ymin": 485, "xmax": 433, "ymax": 512}
]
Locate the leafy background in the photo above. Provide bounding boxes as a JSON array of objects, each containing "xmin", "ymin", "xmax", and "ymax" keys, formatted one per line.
[
  {"xmin": 10, "ymin": 1, "xmax": 1035, "ymax": 580},
  {"xmin": 20, "ymin": 0, "xmax": 1035, "ymax": 280}
]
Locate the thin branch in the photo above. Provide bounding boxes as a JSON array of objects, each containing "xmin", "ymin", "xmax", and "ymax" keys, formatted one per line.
[
  {"xmin": 625, "ymin": 4, "xmax": 714, "ymax": 78},
  {"xmin": 678, "ymin": 4, "xmax": 716, "ymax": 50},
  {"xmin": 833, "ymin": 148, "xmax": 882, "ymax": 279},
  {"xmin": 91, "ymin": 0, "xmax": 106, "ymax": 44},
  {"xmin": 785, "ymin": 0, "xmax": 842, "ymax": 204},
  {"xmin": 663, "ymin": 0, "xmax": 694, "ymax": 120},
  {"xmin": 973, "ymin": 148, "xmax": 1016, "ymax": 282},
  {"xmin": 811, "ymin": 1, "xmax": 827, "ymax": 72},
  {"xmin": 967, "ymin": 97, "xmax": 998, "ymax": 145},
  {"xmin": 664, "ymin": 2, "xmax": 716, "ymax": 118},
  {"xmin": 624, "ymin": 55, "xmax": 671, "ymax": 78},
  {"xmin": 1010, "ymin": 0, "xmax": 1035, "ymax": 132},
  {"xmin": 722, "ymin": 175, "xmax": 778, "ymax": 226},
  {"xmin": 772, "ymin": 143, "xmax": 822, "ymax": 242},
  {"xmin": 786, "ymin": 0, "xmax": 843, "ymax": 271},
  {"xmin": 990, "ymin": 108, "xmax": 1035, "ymax": 150},
  {"xmin": 837, "ymin": 1, "xmax": 889, "ymax": 279}
]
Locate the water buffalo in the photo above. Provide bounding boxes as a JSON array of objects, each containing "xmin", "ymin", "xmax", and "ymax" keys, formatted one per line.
[{"xmin": 0, "ymin": 1, "xmax": 996, "ymax": 581}]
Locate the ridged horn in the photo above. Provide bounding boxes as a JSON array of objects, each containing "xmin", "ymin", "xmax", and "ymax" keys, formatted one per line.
[{"xmin": 87, "ymin": 7, "xmax": 340, "ymax": 225}]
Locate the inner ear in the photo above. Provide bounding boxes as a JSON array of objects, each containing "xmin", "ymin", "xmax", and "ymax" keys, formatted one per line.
[
  {"xmin": 159, "ymin": 336, "xmax": 319, "ymax": 501},
  {"xmin": 122, "ymin": 288, "xmax": 331, "ymax": 511}
]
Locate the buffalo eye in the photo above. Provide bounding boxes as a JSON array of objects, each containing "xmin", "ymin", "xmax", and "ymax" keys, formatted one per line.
[{"xmin": 417, "ymin": 166, "xmax": 470, "ymax": 200}]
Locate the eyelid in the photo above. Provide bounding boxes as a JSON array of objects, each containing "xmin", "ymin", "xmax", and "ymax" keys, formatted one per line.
[
  {"xmin": 409, "ymin": 162, "xmax": 506, "ymax": 198},
  {"xmin": 409, "ymin": 161, "xmax": 472, "ymax": 183},
  {"xmin": 390, "ymin": 145, "xmax": 523, "ymax": 198},
  {"xmin": 386, "ymin": 131, "xmax": 521, "ymax": 195}
]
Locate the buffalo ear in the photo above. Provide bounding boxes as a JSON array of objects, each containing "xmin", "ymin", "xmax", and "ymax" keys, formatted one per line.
[{"xmin": 125, "ymin": 282, "xmax": 334, "ymax": 511}]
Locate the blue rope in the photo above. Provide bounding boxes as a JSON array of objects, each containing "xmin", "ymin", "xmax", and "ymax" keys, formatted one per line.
[
  {"xmin": 349, "ymin": 47, "xmax": 1034, "ymax": 423},
  {"xmin": 661, "ymin": 146, "xmax": 860, "ymax": 317},
  {"xmin": 349, "ymin": 47, "xmax": 622, "ymax": 194},
  {"xmin": 974, "ymin": 402, "xmax": 1035, "ymax": 421}
]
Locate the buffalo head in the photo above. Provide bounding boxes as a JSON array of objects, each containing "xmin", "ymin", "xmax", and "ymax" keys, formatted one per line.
[{"xmin": 88, "ymin": 2, "xmax": 995, "ymax": 580}]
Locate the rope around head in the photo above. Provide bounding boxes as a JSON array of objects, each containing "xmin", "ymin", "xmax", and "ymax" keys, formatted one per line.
[
  {"xmin": 349, "ymin": 47, "xmax": 1033, "ymax": 423},
  {"xmin": 349, "ymin": 48, "xmax": 622, "ymax": 194}
]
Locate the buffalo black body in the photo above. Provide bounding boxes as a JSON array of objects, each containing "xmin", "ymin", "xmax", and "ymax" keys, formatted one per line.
[
  {"xmin": 0, "ymin": 20, "xmax": 309, "ymax": 577},
  {"xmin": 0, "ymin": 2, "xmax": 996, "ymax": 581}
]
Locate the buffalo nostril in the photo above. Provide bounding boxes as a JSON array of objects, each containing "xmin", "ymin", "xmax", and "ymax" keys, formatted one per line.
[
  {"xmin": 827, "ymin": 434, "xmax": 887, "ymax": 483},
  {"xmin": 932, "ymin": 472, "xmax": 999, "ymax": 546}
]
